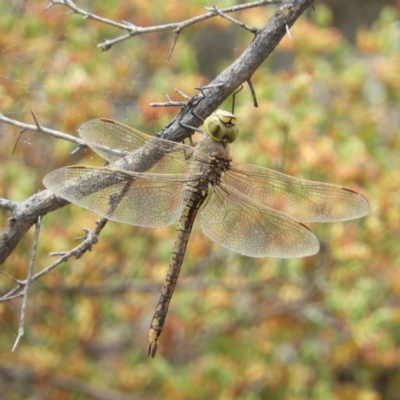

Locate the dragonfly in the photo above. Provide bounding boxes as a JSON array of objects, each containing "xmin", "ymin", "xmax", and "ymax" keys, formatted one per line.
[{"xmin": 43, "ymin": 109, "xmax": 370, "ymax": 357}]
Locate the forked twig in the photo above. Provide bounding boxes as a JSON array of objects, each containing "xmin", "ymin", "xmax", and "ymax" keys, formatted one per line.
[
  {"xmin": 204, "ymin": 6, "xmax": 258, "ymax": 34},
  {"xmin": 0, "ymin": 218, "xmax": 108, "ymax": 304},
  {"xmin": 1, "ymin": 0, "xmax": 316, "ymax": 284},
  {"xmin": 0, "ymin": 113, "xmax": 83, "ymax": 146},
  {"xmin": 247, "ymin": 79, "xmax": 259, "ymax": 108},
  {"xmin": 150, "ymin": 91, "xmax": 187, "ymax": 108},
  {"xmin": 46, "ymin": 0, "xmax": 282, "ymax": 53},
  {"xmin": 150, "ymin": 89, "xmax": 192, "ymax": 108}
]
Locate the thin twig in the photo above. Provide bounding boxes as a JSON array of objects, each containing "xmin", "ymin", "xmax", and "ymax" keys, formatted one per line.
[
  {"xmin": 0, "ymin": 284, "xmax": 22, "ymax": 301},
  {"xmin": 12, "ymin": 130, "xmax": 25, "ymax": 155},
  {"xmin": 0, "ymin": 270, "xmax": 22, "ymax": 285},
  {"xmin": 167, "ymin": 31, "xmax": 181, "ymax": 61},
  {"xmin": 285, "ymin": 23, "xmax": 292, "ymax": 38},
  {"xmin": 149, "ymin": 91, "xmax": 188, "ymax": 108},
  {"xmin": 204, "ymin": 6, "xmax": 258, "ymax": 34},
  {"xmin": 0, "ymin": 113, "xmax": 83, "ymax": 146},
  {"xmin": 149, "ymin": 86, "xmax": 215, "ymax": 108},
  {"xmin": 34, "ymin": 219, "xmax": 108, "ymax": 280},
  {"xmin": 12, "ymin": 216, "xmax": 41, "ymax": 352},
  {"xmin": 47, "ymin": 0, "xmax": 282, "ymax": 52},
  {"xmin": 247, "ymin": 79, "xmax": 259, "ymax": 108},
  {"xmin": 174, "ymin": 88, "xmax": 191, "ymax": 101},
  {"xmin": 0, "ymin": 218, "xmax": 108, "ymax": 303},
  {"xmin": 279, "ymin": 1, "xmax": 294, "ymax": 38},
  {"xmin": 150, "ymin": 101, "xmax": 187, "ymax": 108}
]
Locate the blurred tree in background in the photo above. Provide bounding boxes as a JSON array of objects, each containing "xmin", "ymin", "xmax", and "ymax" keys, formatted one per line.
[{"xmin": 1, "ymin": 1, "xmax": 400, "ymax": 399}]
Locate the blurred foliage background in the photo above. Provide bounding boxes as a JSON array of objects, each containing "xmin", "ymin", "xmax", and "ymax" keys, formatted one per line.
[{"xmin": 1, "ymin": 1, "xmax": 400, "ymax": 399}]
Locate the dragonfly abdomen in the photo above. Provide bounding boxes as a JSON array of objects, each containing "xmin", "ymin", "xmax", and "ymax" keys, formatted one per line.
[{"xmin": 148, "ymin": 186, "xmax": 209, "ymax": 357}]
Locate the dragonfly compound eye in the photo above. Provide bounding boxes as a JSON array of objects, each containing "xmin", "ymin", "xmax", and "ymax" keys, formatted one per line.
[{"xmin": 204, "ymin": 109, "xmax": 239, "ymax": 143}]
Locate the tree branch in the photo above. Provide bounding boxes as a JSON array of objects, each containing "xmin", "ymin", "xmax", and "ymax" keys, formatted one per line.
[
  {"xmin": 157, "ymin": 0, "xmax": 314, "ymax": 143},
  {"xmin": 47, "ymin": 0, "xmax": 282, "ymax": 51},
  {"xmin": 0, "ymin": 0, "xmax": 314, "ymax": 269},
  {"xmin": 0, "ymin": 113, "xmax": 83, "ymax": 146},
  {"xmin": 11, "ymin": 217, "xmax": 41, "ymax": 351},
  {"xmin": 0, "ymin": 191, "xmax": 68, "ymax": 265},
  {"xmin": 0, "ymin": 217, "xmax": 108, "ymax": 298}
]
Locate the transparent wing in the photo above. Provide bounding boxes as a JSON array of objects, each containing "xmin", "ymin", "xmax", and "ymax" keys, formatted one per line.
[
  {"xmin": 78, "ymin": 118, "xmax": 207, "ymax": 175},
  {"xmin": 200, "ymin": 184, "xmax": 320, "ymax": 258},
  {"xmin": 225, "ymin": 163, "xmax": 370, "ymax": 223},
  {"xmin": 43, "ymin": 166, "xmax": 190, "ymax": 227}
]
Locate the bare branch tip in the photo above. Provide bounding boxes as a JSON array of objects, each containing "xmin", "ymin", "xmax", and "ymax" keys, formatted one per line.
[
  {"xmin": 30, "ymin": 111, "xmax": 43, "ymax": 130},
  {"xmin": 174, "ymin": 88, "xmax": 191, "ymax": 100},
  {"xmin": 168, "ymin": 31, "xmax": 181, "ymax": 62},
  {"xmin": 285, "ymin": 24, "xmax": 292, "ymax": 39},
  {"xmin": 44, "ymin": 2, "xmax": 55, "ymax": 11},
  {"xmin": 99, "ymin": 42, "xmax": 112, "ymax": 52},
  {"xmin": 48, "ymin": 252, "xmax": 68, "ymax": 257},
  {"xmin": 12, "ymin": 334, "xmax": 22, "ymax": 352},
  {"xmin": 163, "ymin": 92, "xmax": 173, "ymax": 102},
  {"xmin": 70, "ymin": 143, "xmax": 86, "ymax": 155},
  {"xmin": 12, "ymin": 130, "xmax": 24, "ymax": 155},
  {"xmin": 0, "ymin": 271, "xmax": 22, "ymax": 284}
]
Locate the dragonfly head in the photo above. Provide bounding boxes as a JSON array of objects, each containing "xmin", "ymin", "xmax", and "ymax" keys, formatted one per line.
[{"xmin": 204, "ymin": 109, "xmax": 238, "ymax": 144}]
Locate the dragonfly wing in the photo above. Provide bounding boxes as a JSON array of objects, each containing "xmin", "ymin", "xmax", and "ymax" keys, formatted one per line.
[
  {"xmin": 78, "ymin": 119, "xmax": 203, "ymax": 175},
  {"xmin": 200, "ymin": 184, "xmax": 320, "ymax": 258},
  {"xmin": 226, "ymin": 163, "xmax": 370, "ymax": 223},
  {"xmin": 43, "ymin": 166, "xmax": 190, "ymax": 227}
]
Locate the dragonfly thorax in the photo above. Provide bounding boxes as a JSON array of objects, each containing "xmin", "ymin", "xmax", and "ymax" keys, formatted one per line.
[{"xmin": 194, "ymin": 134, "xmax": 231, "ymax": 189}]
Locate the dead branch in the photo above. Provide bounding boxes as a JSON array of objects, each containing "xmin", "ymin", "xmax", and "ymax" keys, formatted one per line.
[
  {"xmin": 0, "ymin": 113, "xmax": 83, "ymax": 146},
  {"xmin": 47, "ymin": 0, "xmax": 282, "ymax": 52},
  {"xmin": 0, "ymin": 0, "xmax": 315, "ymax": 275},
  {"xmin": 0, "ymin": 217, "xmax": 108, "ymax": 298}
]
